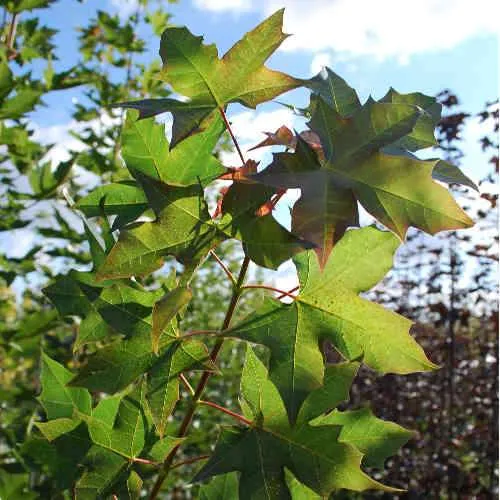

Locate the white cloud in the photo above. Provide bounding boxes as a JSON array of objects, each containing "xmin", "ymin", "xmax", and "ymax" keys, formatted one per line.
[
  {"xmin": 32, "ymin": 120, "xmax": 86, "ymax": 165},
  {"xmin": 193, "ymin": 0, "xmax": 499, "ymax": 61},
  {"xmin": 310, "ymin": 52, "xmax": 332, "ymax": 76},
  {"xmin": 109, "ymin": 0, "xmax": 140, "ymax": 18},
  {"xmin": 31, "ymin": 113, "xmax": 121, "ymax": 166}
]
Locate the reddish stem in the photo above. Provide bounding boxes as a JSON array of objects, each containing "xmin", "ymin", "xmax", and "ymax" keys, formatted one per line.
[
  {"xmin": 278, "ymin": 285, "xmax": 299, "ymax": 300},
  {"xmin": 199, "ymin": 400, "xmax": 253, "ymax": 426},
  {"xmin": 218, "ymin": 106, "xmax": 246, "ymax": 166},
  {"xmin": 210, "ymin": 249, "xmax": 236, "ymax": 285},
  {"xmin": 241, "ymin": 284, "xmax": 298, "ymax": 300},
  {"xmin": 133, "ymin": 457, "xmax": 158, "ymax": 465},
  {"xmin": 181, "ymin": 329, "xmax": 219, "ymax": 339}
]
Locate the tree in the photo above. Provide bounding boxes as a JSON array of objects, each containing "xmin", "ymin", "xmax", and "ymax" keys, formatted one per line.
[{"xmin": 0, "ymin": 4, "xmax": 486, "ymax": 499}]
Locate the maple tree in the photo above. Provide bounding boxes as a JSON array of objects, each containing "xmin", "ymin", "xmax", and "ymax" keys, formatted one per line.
[{"xmin": 0, "ymin": 5, "xmax": 483, "ymax": 498}]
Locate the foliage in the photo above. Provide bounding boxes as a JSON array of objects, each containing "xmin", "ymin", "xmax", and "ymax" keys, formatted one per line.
[{"xmin": 0, "ymin": 3, "xmax": 492, "ymax": 499}]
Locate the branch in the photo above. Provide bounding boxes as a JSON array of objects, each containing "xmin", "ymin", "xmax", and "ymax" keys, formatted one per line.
[
  {"xmin": 6, "ymin": 13, "xmax": 18, "ymax": 57},
  {"xmin": 199, "ymin": 400, "xmax": 253, "ymax": 426},
  {"xmin": 149, "ymin": 256, "xmax": 251, "ymax": 499}
]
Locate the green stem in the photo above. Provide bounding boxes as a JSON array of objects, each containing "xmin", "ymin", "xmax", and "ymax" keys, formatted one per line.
[{"xmin": 148, "ymin": 256, "xmax": 251, "ymax": 499}]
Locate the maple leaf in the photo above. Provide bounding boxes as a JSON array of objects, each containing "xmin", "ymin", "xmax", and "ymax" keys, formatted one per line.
[
  {"xmin": 305, "ymin": 66, "xmax": 361, "ymax": 117},
  {"xmin": 119, "ymin": 9, "xmax": 301, "ymax": 147},
  {"xmin": 194, "ymin": 347, "xmax": 407, "ymax": 498},
  {"xmin": 121, "ymin": 109, "xmax": 226, "ymax": 187},
  {"xmin": 43, "ymin": 271, "xmax": 163, "ymax": 349},
  {"xmin": 226, "ymin": 226, "xmax": 437, "ymax": 422},
  {"xmin": 252, "ymin": 136, "xmax": 358, "ymax": 268},
  {"xmin": 97, "ymin": 180, "xmax": 220, "ymax": 280},
  {"xmin": 252, "ymin": 89, "xmax": 473, "ymax": 265}
]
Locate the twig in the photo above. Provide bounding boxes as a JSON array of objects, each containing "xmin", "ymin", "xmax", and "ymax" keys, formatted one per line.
[
  {"xmin": 181, "ymin": 329, "xmax": 220, "ymax": 339},
  {"xmin": 278, "ymin": 285, "xmax": 299, "ymax": 300},
  {"xmin": 241, "ymin": 284, "xmax": 298, "ymax": 300},
  {"xmin": 179, "ymin": 373, "xmax": 195, "ymax": 396},
  {"xmin": 199, "ymin": 400, "xmax": 253, "ymax": 426},
  {"xmin": 133, "ymin": 457, "xmax": 158, "ymax": 465},
  {"xmin": 6, "ymin": 13, "xmax": 18, "ymax": 53},
  {"xmin": 218, "ymin": 106, "xmax": 246, "ymax": 166},
  {"xmin": 209, "ymin": 249, "xmax": 236, "ymax": 285}
]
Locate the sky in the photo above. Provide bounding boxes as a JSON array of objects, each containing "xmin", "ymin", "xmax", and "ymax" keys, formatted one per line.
[{"xmin": 7, "ymin": 0, "xmax": 499, "ymax": 292}]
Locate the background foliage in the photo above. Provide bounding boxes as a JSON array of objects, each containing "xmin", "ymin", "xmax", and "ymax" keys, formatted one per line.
[{"xmin": 0, "ymin": 1, "xmax": 497, "ymax": 498}]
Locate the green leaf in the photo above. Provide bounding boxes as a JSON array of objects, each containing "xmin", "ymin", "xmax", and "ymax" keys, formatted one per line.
[
  {"xmin": 28, "ymin": 160, "xmax": 72, "ymax": 198},
  {"xmin": 69, "ymin": 323, "xmax": 213, "ymax": 397},
  {"xmin": 5, "ymin": 0, "xmax": 54, "ymax": 13},
  {"xmin": 21, "ymin": 423, "xmax": 92, "ymax": 491},
  {"xmin": 0, "ymin": 470, "xmax": 37, "ymax": 500},
  {"xmin": 306, "ymin": 67, "xmax": 361, "ymax": 117},
  {"xmin": 44, "ymin": 272, "xmax": 163, "ymax": 349},
  {"xmin": 284, "ymin": 469, "xmax": 321, "ymax": 500},
  {"xmin": 432, "ymin": 159, "xmax": 478, "ymax": 191},
  {"xmin": 35, "ymin": 417, "xmax": 82, "ymax": 441},
  {"xmin": 0, "ymin": 87, "xmax": 42, "ymax": 119},
  {"xmin": 311, "ymin": 407, "xmax": 414, "ymax": 469},
  {"xmin": 122, "ymin": 109, "xmax": 225, "ymax": 186},
  {"xmin": 125, "ymin": 9, "xmax": 300, "ymax": 146},
  {"xmin": 146, "ymin": 340, "xmax": 216, "ymax": 436},
  {"xmin": 80, "ymin": 388, "xmax": 146, "ymax": 459},
  {"xmin": 114, "ymin": 470, "xmax": 143, "ymax": 500},
  {"xmin": 381, "ymin": 87, "xmax": 441, "ymax": 151},
  {"xmin": 148, "ymin": 436, "xmax": 185, "ymax": 462},
  {"xmin": 194, "ymin": 348, "xmax": 398, "ymax": 498},
  {"xmin": 38, "ymin": 353, "xmax": 92, "ymax": 420},
  {"xmin": 253, "ymin": 136, "xmax": 359, "ymax": 266},
  {"xmin": 152, "ymin": 286, "xmax": 193, "ymax": 354},
  {"xmin": 381, "ymin": 146, "xmax": 478, "ymax": 191},
  {"xmin": 295, "ymin": 362, "xmax": 359, "ymax": 427},
  {"xmin": 228, "ymin": 227, "xmax": 437, "ymax": 422},
  {"xmin": 199, "ymin": 473, "xmax": 239, "ymax": 499},
  {"xmin": 98, "ymin": 182, "xmax": 219, "ymax": 280},
  {"xmin": 74, "ymin": 446, "xmax": 128, "ymax": 499},
  {"xmin": 256, "ymin": 97, "xmax": 472, "ymax": 248},
  {"xmin": 77, "ymin": 181, "xmax": 148, "ymax": 219},
  {"xmin": 0, "ymin": 60, "xmax": 14, "ymax": 100}
]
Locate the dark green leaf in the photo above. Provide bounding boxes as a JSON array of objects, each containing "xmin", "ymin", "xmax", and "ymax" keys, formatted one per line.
[{"xmin": 38, "ymin": 353, "xmax": 92, "ymax": 420}]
